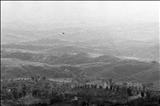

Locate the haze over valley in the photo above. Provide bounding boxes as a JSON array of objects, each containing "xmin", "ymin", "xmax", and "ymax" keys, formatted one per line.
[{"xmin": 1, "ymin": 1, "xmax": 160, "ymax": 90}]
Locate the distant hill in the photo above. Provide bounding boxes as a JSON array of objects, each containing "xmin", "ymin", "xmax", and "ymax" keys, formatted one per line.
[
  {"xmin": 2, "ymin": 36, "xmax": 158, "ymax": 61},
  {"xmin": 1, "ymin": 22, "xmax": 159, "ymax": 90}
]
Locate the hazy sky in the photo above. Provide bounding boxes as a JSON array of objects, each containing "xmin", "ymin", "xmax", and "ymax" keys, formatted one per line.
[{"xmin": 2, "ymin": 1, "xmax": 160, "ymax": 28}]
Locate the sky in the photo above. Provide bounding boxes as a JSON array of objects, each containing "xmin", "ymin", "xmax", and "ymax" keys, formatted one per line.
[{"xmin": 1, "ymin": 1, "xmax": 160, "ymax": 28}]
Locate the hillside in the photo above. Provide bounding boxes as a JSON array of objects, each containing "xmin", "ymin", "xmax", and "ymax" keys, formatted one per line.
[{"xmin": 1, "ymin": 57, "xmax": 159, "ymax": 88}]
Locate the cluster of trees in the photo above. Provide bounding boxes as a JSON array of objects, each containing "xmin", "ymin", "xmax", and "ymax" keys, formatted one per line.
[
  {"xmin": 1, "ymin": 76, "xmax": 160, "ymax": 106},
  {"xmin": 1, "ymin": 76, "xmax": 71, "ymax": 106}
]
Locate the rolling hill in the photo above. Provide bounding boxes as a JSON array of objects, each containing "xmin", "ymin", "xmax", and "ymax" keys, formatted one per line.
[{"xmin": 1, "ymin": 56, "xmax": 159, "ymax": 90}]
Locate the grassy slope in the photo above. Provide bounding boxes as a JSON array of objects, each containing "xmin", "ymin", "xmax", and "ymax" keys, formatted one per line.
[{"xmin": 1, "ymin": 57, "xmax": 159, "ymax": 85}]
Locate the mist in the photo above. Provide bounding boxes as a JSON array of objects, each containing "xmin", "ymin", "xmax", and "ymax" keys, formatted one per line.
[
  {"xmin": 2, "ymin": 1, "xmax": 159, "ymax": 26},
  {"xmin": 1, "ymin": 1, "xmax": 160, "ymax": 43}
]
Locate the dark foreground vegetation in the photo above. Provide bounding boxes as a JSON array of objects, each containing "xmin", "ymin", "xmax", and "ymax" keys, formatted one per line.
[{"xmin": 1, "ymin": 76, "xmax": 160, "ymax": 106}]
